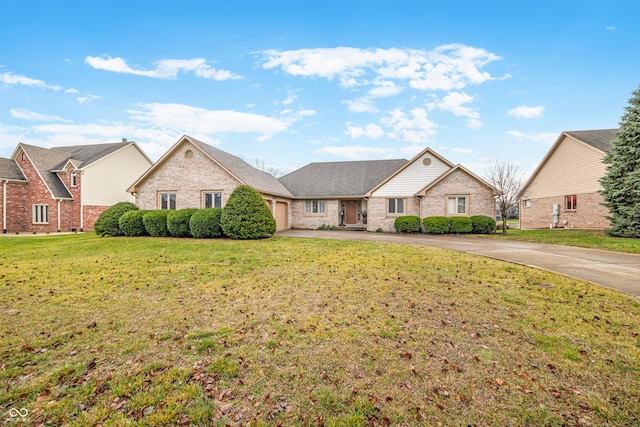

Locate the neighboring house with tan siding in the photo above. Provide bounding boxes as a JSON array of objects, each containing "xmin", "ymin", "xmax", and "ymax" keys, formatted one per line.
[
  {"xmin": 0, "ymin": 139, "xmax": 152, "ymax": 233},
  {"xmin": 133, "ymin": 138, "xmax": 498, "ymax": 233},
  {"xmin": 518, "ymin": 129, "xmax": 617, "ymax": 230}
]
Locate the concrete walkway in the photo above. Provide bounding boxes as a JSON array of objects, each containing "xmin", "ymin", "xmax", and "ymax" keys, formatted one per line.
[{"xmin": 277, "ymin": 229, "xmax": 640, "ymax": 297}]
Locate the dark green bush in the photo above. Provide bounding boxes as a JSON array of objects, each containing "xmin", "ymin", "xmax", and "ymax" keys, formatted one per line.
[
  {"xmin": 450, "ymin": 216, "xmax": 473, "ymax": 234},
  {"xmin": 143, "ymin": 210, "xmax": 171, "ymax": 237},
  {"xmin": 471, "ymin": 215, "xmax": 497, "ymax": 234},
  {"xmin": 422, "ymin": 216, "xmax": 451, "ymax": 234},
  {"xmin": 167, "ymin": 208, "xmax": 198, "ymax": 237},
  {"xmin": 94, "ymin": 202, "xmax": 138, "ymax": 237},
  {"xmin": 394, "ymin": 215, "xmax": 421, "ymax": 233},
  {"xmin": 190, "ymin": 208, "xmax": 224, "ymax": 238},
  {"xmin": 119, "ymin": 210, "xmax": 148, "ymax": 237},
  {"xmin": 221, "ymin": 185, "xmax": 276, "ymax": 239}
]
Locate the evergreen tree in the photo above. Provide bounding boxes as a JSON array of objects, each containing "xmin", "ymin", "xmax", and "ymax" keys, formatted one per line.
[
  {"xmin": 221, "ymin": 185, "xmax": 276, "ymax": 239},
  {"xmin": 600, "ymin": 85, "xmax": 640, "ymax": 238}
]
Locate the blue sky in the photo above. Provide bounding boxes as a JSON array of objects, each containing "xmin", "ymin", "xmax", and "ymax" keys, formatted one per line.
[{"xmin": 1, "ymin": 1, "xmax": 638, "ymax": 177}]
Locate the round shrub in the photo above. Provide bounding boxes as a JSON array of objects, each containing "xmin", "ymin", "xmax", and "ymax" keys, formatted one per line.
[
  {"xmin": 394, "ymin": 215, "xmax": 421, "ymax": 233},
  {"xmin": 221, "ymin": 185, "xmax": 276, "ymax": 240},
  {"xmin": 190, "ymin": 208, "xmax": 223, "ymax": 238},
  {"xmin": 94, "ymin": 202, "xmax": 138, "ymax": 237},
  {"xmin": 119, "ymin": 210, "xmax": 148, "ymax": 237},
  {"xmin": 471, "ymin": 215, "xmax": 497, "ymax": 234},
  {"xmin": 167, "ymin": 208, "xmax": 198, "ymax": 237},
  {"xmin": 450, "ymin": 216, "xmax": 473, "ymax": 234},
  {"xmin": 143, "ymin": 210, "xmax": 171, "ymax": 237},
  {"xmin": 422, "ymin": 216, "xmax": 451, "ymax": 234}
]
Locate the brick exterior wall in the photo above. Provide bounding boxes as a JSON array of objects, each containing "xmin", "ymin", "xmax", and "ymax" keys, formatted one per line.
[
  {"xmin": 421, "ymin": 169, "xmax": 496, "ymax": 218},
  {"xmin": 367, "ymin": 197, "xmax": 421, "ymax": 232},
  {"xmin": 2, "ymin": 181, "xmax": 28, "ymax": 233},
  {"xmin": 82, "ymin": 205, "xmax": 109, "ymax": 232},
  {"xmin": 520, "ymin": 192, "xmax": 610, "ymax": 230},
  {"xmin": 135, "ymin": 143, "xmax": 242, "ymax": 210},
  {"xmin": 290, "ymin": 200, "xmax": 341, "ymax": 229}
]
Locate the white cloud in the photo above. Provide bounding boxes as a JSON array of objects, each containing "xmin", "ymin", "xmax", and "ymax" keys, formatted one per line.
[
  {"xmin": 10, "ymin": 108, "xmax": 73, "ymax": 123},
  {"xmin": 77, "ymin": 95, "xmax": 101, "ymax": 104},
  {"xmin": 314, "ymin": 144, "xmax": 393, "ymax": 160},
  {"xmin": 380, "ymin": 108, "xmax": 437, "ymax": 143},
  {"xmin": 368, "ymin": 81, "xmax": 402, "ymax": 97},
  {"xmin": 261, "ymin": 44, "xmax": 507, "ymax": 91},
  {"xmin": 507, "ymin": 105, "xmax": 545, "ymax": 119},
  {"xmin": 0, "ymin": 71, "xmax": 62, "ymax": 91},
  {"xmin": 452, "ymin": 147, "xmax": 472, "ymax": 154},
  {"xmin": 85, "ymin": 55, "xmax": 242, "ymax": 81},
  {"xmin": 345, "ymin": 123, "xmax": 384, "ymax": 139},
  {"xmin": 605, "ymin": 26, "xmax": 616, "ymax": 32},
  {"xmin": 433, "ymin": 91, "xmax": 483, "ymax": 129},
  {"xmin": 508, "ymin": 130, "xmax": 557, "ymax": 144},
  {"xmin": 343, "ymin": 98, "xmax": 378, "ymax": 113}
]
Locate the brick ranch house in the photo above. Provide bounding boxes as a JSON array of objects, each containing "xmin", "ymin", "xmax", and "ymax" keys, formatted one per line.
[
  {"xmin": 518, "ymin": 129, "xmax": 617, "ymax": 230},
  {"xmin": 128, "ymin": 135, "xmax": 498, "ymax": 232},
  {"xmin": 0, "ymin": 140, "xmax": 152, "ymax": 233}
]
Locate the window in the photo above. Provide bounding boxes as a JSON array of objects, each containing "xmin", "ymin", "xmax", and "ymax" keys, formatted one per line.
[
  {"xmin": 523, "ymin": 199, "xmax": 532, "ymax": 207},
  {"xmin": 565, "ymin": 195, "xmax": 577, "ymax": 210},
  {"xmin": 33, "ymin": 204, "xmax": 49, "ymax": 224},
  {"xmin": 160, "ymin": 193, "xmax": 176, "ymax": 210},
  {"xmin": 203, "ymin": 192, "xmax": 222, "ymax": 209},
  {"xmin": 70, "ymin": 171, "xmax": 77, "ymax": 187},
  {"xmin": 447, "ymin": 196, "xmax": 468, "ymax": 215},
  {"xmin": 305, "ymin": 200, "xmax": 325, "ymax": 214},
  {"xmin": 387, "ymin": 198, "xmax": 405, "ymax": 214}
]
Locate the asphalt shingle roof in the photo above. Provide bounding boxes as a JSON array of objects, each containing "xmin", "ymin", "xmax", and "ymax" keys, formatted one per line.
[
  {"xmin": 186, "ymin": 136, "xmax": 294, "ymax": 198},
  {"xmin": 564, "ymin": 129, "xmax": 618, "ymax": 153},
  {"xmin": 0, "ymin": 157, "xmax": 26, "ymax": 180},
  {"xmin": 279, "ymin": 159, "xmax": 409, "ymax": 197}
]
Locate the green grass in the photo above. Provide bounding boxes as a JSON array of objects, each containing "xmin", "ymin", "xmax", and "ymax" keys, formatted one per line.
[
  {"xmin": 1, "ymin": 234, "xmax": 639, "ymax": 426},
  {"xmin": 479, "ymin": 227, "xmax": 640, "ymax": 254}
]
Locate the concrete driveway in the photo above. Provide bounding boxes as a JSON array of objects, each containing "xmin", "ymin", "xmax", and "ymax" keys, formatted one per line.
[{"xmin": 277, "ymin": 229, "xmax": 640, "ymax": 297}]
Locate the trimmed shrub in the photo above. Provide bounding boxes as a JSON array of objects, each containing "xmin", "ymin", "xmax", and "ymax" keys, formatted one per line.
[
  {"xmin": 450, "ymin": 216, "xmax": 473, "ymax": 234},
  {"xmin": 94, "ymin": 202, "xmax": 138, "ymax": 237},
  {"xmin": 422, "ymin": 216, "xmax": 451, "ymax": 234},
  {"xmin": 394, "ymin": 215, "xmax": 421, "ymax": 233},
  {"xmin": 221, "ymin": 185, "xmax": 276, "ymax": 239},
  {"xmin": 119, "ymin": 210, "xmax": 148, "ymax": 237},
  {"xmin": 167, "ymin": 208, "xmax": 198, "ymax": 237},
  {"xmin": 190, "ymin": 208, "xmax": 224, "ymax": 238},
  {"xmin": 143, "ymin": 210, "xmax": 171, "ymax": 237},
  {"xmin": 471, "ymin": 215, "xmax": 497, "ymax": 234}
]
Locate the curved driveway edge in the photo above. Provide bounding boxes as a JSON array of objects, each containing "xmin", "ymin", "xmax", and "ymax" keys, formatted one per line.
[{"xmin": 276, "ymin": 229, "xmax": 640, "ymax": 297}]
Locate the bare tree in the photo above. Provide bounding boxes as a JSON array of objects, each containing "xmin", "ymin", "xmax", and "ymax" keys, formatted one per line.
[
  {"xmin": 484, "ymin": 160, "xmax": 526, "ymax": 234},
  {"xmin": 242, "ymin": 157, "xmax": 284, "ymax": 178}
]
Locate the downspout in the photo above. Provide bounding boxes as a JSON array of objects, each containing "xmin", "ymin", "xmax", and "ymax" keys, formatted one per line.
[
  {"xmin": 2, "ymin": 180, "xmax": 7, "ymax": 234},
  {"xmin": 57, "ymin": 199, "xmax": 61, "ymax": 232},
  {"xmin": 417, "ymin": 195, "xmax": 423, "ymax": 233}
]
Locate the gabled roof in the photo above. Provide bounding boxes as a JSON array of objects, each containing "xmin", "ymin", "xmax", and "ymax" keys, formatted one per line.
[
  {"xmin": 128, "ymin": 135, "xmax": 293, "ymax": 198},
  {"xmin": 12, "ymin": 140, "xmax": 140, "ymax": 199},
  {"xmin": 0, "ymin": 158, "xmax": 26, "ymax": 181},
  {"xmin": 518, "ymin": 128, "xmax": 619, "ymax": 198},
  {"xmin": 416, "ymin": 164, "xmax": 499, "ymax": 196},
  {"xmin": 279, "ymin": 159, "xmax": 408, "ymax": 197}
]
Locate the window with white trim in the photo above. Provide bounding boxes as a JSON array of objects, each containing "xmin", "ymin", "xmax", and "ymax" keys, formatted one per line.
[
  {"xmin": 523, "ymin": 199, "xmax": 532, "ymax": 207},
  {"xmin": 33, "ymin": 204, "xmax": 49, "ymax": 224},
  {"xmin": 447, "ymin": 196, "xmax": 468, "ymax": 215},
  {"xmin": 305, "ymin": 200, "xmax": 325, "ymax": 214},
  {"xmin": 160, "ymin": 193, "xmax": 176, "ymax": 210},
  {"xmin": 565, "ymin": 195, "xmax": 577, "ymax": 211},
  {"xmin": 203, "ymin": 192, "xmax": 222, "ymax": 209},
  {"xmin": 70, "ymin": 171, "xmax": 77, "ymax": 187},
  {"xmin": 387, "ymin": 198, "xmax": 405, "ymax": 214}
]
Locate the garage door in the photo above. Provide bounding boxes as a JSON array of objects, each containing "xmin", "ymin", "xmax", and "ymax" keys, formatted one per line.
[{"xmin": 275, "ymin": 201, "xmax": 288, "ymax": 230}]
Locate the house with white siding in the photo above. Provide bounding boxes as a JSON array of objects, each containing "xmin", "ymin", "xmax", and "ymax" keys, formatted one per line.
[
  {"xmin": 0, "ymin": 139, "xmax": 152, "ymax": 233},
  {"xmin": 518, "ymin": 129, "xmax": 617, "ymax": 230},
  {"xmin": 129, "ymin": 137, "xmax": 498, "ymax": 233}
]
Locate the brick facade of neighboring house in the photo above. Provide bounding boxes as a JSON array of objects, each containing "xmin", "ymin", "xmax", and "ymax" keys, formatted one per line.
[
  {"xmin": 519, "ymin": 129, "xmax": 617, "ymax": 230},
  {"xmin": 0, "ymin": 140, "xmax": 152, "ymax": 234},
  {"xmin": 132, "ymin": 137, "xmax": 498, "ymax": 234}
]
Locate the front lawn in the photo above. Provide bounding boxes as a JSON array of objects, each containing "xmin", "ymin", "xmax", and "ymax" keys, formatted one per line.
[
  {"xmin": 480, "ymin": 228, "xmax": 640, "ymax": 254},
  {"xmin": 1, "ymin": 234, "xmax": 638, "ymax": 426}
]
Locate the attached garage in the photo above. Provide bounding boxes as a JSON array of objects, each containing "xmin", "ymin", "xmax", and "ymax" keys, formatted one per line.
[{"xmin": 275, "ymin": 201, "xmax": 288, "ymax": 230}]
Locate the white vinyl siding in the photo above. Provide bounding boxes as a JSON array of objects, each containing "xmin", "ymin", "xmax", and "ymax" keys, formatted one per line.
[
  {"xmin": 372, "ymin": 154, "xmax": 451, "ymax": 197},
  {"xmin": 520, "ymin": 136, "xmax": 607, "ymax": 200},
  {"xmin": 81, "ymin": 144, "xmax": 152, "ymax": 206}
]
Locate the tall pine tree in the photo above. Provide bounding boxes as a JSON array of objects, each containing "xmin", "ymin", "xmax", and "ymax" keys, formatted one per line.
[{"xmin": 600, "ymin": 85, "xmax": 640, "ymax": 238}]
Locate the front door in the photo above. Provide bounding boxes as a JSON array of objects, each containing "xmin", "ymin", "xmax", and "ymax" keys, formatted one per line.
[{"xmin": 345, "ymin": 200, "xmax": 357, "ymax": 224}]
